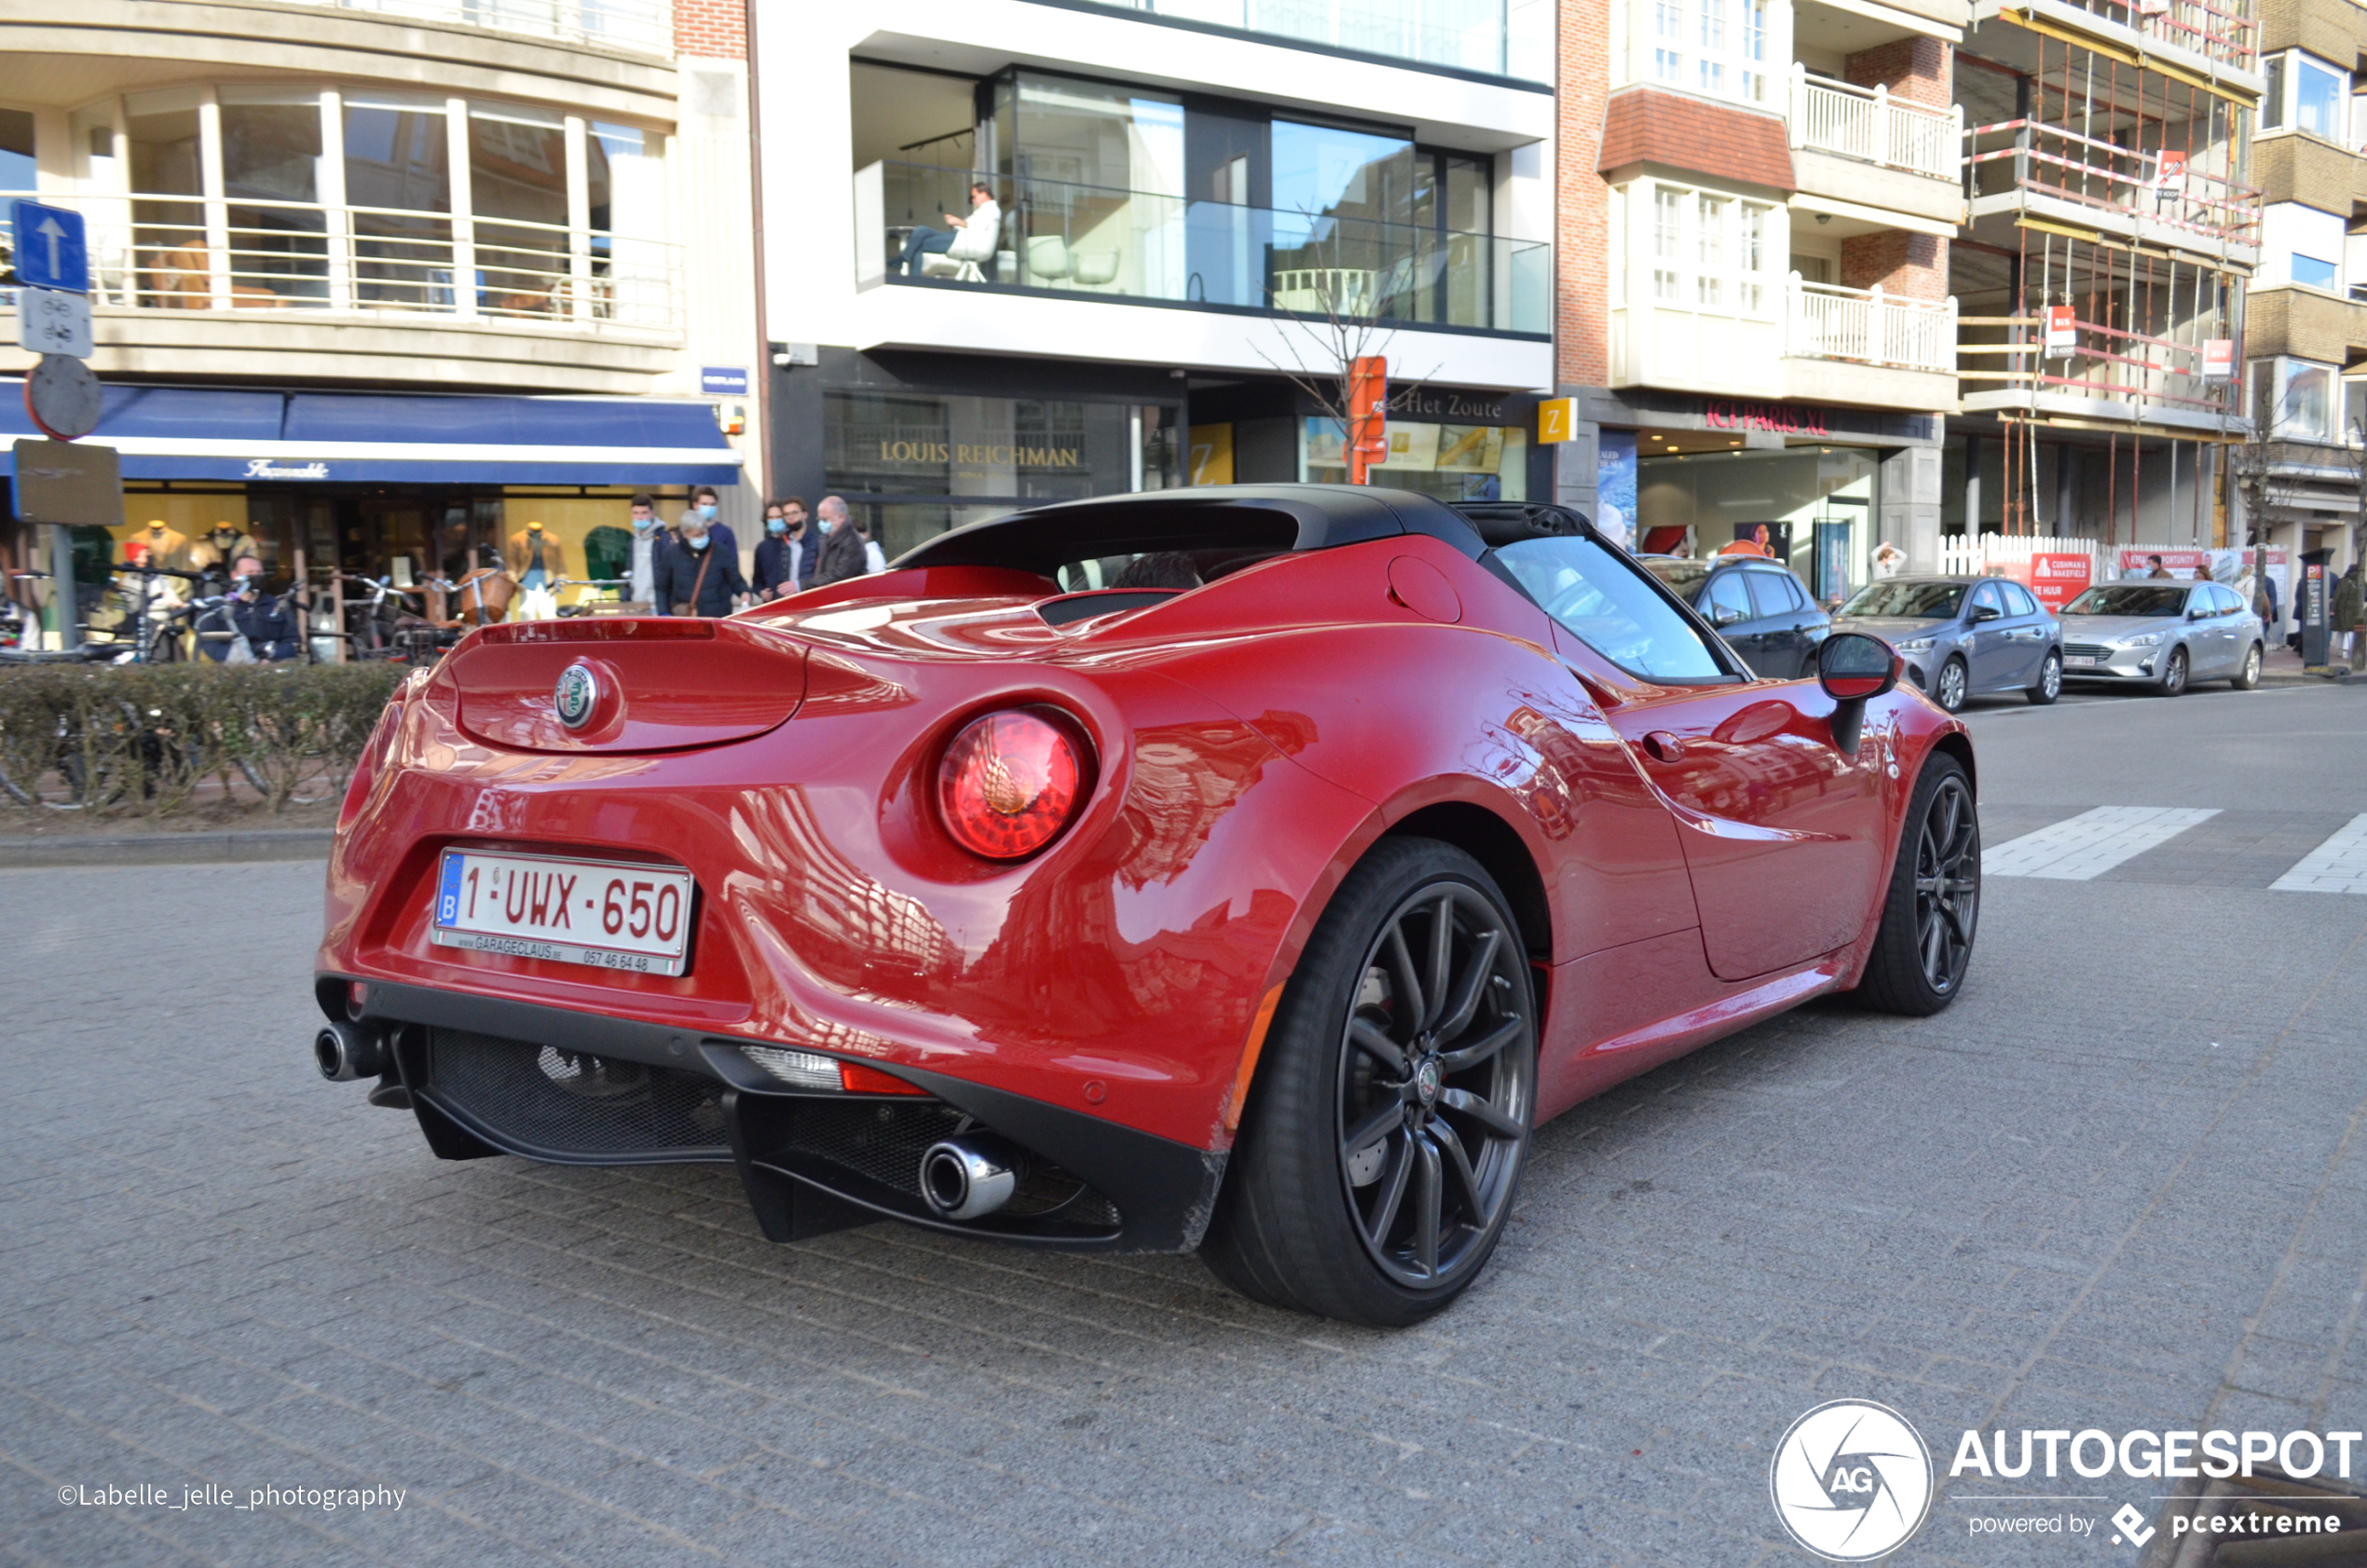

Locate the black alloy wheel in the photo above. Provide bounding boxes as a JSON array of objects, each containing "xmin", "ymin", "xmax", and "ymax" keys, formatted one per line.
[
  {"xmin": 2158, "ymin": 646, "xmax": 2189, "ymax": 697},
  {"xmin": 2027, "ymin": 649, "xmax": 2062, "ymax": 706},
  {"xmin": 1855, "ymin": 756, "xmax": 1979, "ymax": 1016},
  {"xmin": 1203, "ymin": 839, "xmax": 1537, "ymax": 1326},
  {"xmin": 1934, "ymin": 656, "xmax": 1969, "ymax": 714}
]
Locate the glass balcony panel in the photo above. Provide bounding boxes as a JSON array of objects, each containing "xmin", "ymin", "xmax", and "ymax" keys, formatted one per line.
[
  {"xmin": 867, "ymin": 161, "xmax": 1547, "ymax": 333},
  {"xmin": 1073, "ymin": 0, "xmax": 1538, "ymax": 81}
]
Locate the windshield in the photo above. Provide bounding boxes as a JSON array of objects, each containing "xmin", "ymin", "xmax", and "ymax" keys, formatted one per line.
[
  {"xmin": 1640, "ymin": 559, "xmax": 1711, "ymax": 596},
  {"xmin": 1840, "ymin": 580, "xmax": 1966, "ymax": 619},
  {"xmin": 2064, "ymin": 584, "xmax": 2190, "ymax": 618}
]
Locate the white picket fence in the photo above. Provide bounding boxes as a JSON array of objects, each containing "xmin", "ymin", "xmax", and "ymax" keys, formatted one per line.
[{"xmin": 1936, "ymin": 535, "xmax": 2107, "ymax": 580}]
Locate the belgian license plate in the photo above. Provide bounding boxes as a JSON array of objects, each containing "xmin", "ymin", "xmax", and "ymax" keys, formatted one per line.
[
  {"xmin": 2065, "ymin": 655, "xmax": 2098, "ymax": 668},
  {"xmin": 431, "ymin": 850, "xmax": 694, "ymax": 975}
]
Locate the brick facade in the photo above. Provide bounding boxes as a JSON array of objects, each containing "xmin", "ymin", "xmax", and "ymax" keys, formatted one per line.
[
  {"xmin": 1556, "ymin": 0, "xmax": 1610, "ymax": 388},
  {"xmin": 1840, "ymin": 230, "xmax": 1950, "ymax": 301},
  {"xmin": 1842, "ymin": 36, "xmax": 1950, "ymax": 111},
  {"xmin": 676, "ymin": 0, "xmax": 746, "ymax": 58}
]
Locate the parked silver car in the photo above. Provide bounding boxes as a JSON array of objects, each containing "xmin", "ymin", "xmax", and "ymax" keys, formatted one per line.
[
  {"xmin": 2059, "ymin": 579, "xmax": 2264, "ymax": 695},
  {"xmin": 1831, "ymin": 575, "xmax": 2063, "ymax": 713}
]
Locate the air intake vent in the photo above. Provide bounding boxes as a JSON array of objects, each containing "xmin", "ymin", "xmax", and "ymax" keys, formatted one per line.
[{"xmin": 426, "ymin": 1029, "xmax": 730, "ymax": 1162}]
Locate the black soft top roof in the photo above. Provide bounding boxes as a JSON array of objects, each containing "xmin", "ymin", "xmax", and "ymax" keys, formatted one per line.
[{"xmin": 891, "ymin": 484, "xmax": 1593, "ymax": 576}]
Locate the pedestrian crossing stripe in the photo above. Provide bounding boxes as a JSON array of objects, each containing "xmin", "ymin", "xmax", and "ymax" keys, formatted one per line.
[
  {"xmin": 1984, "ymin": 807, "xmax": 2222, "ymax": 880},
  {"xmin": 2269, "ymin": 812, "xmax": 2367, "ymax": 896}
]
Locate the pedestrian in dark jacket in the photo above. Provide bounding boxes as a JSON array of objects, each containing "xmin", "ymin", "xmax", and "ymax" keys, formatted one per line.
[
  {"xmin": 654, "ymin": 515, "xmax": 748, "ymax": 616},
  {"xmin": 753, "ymin": 497, "xmax": 808, "ymax": 600},
  {"xmin": 809, "ymin": 496, "xmax": 870, "ymax": 587},
  {"xmin": 2333, "ymin": 563, "xmax": 2364, "ymax": 668}
]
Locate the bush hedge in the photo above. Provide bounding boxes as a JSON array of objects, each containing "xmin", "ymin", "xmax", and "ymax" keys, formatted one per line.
[{"xmin": 0, "ymin": 662, "xmax": 407, "ymax": 821}]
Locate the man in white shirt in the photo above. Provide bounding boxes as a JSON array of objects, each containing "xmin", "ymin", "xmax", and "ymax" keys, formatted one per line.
[
  {"xmin": 897, "ymin": 182, "xmax": 1002, "ymax": 279},
  {"xmin": 626, "ymin": 495, "xmax": 664, "ymax": 608}
]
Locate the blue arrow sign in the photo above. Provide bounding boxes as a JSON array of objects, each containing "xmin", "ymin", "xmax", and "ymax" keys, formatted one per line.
[{"xmin": 11, "ymin": 199, "xmax": 89, "ymax": 294}]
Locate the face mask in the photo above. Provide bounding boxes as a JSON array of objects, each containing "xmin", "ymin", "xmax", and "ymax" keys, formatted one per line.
[
  {"xmin": 632, "ymin": 514, "xmax": 655, "ymax": 533},
  {"xmin": 766, "ymin": 518, "xmax": 787, "ymax": 536},
  {"xmin": 698, "ymin": 504, "xmax": 717, "ymax": 521},
  {"xmin": 684, "ymin": 534, "xmax": 709, "ymax": 552},
  {"xmin": 816, "ymin": 519, "xmax": 834, "ymax": 535}
]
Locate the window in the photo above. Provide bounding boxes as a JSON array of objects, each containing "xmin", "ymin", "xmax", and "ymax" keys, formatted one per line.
[
  {"xmin": 1645, "ymin": 0, "xmax": 1760, "ymax": 104},
  {"xmin": 0, "ymin": 108, "xmax": 33, "ymax": 193},
  {"xmin": 2293, "ymin": 252, "xmax": 2339, "ymax": 290},
  {"xmin": 1969, "ymin": 581, "xmax": 2005, "ymax": 619},
  {"xmin": 1656, "ymin": 0, "xmax": 1682, "ymax": 40},
  {"xmin": 1653, "ymin": 187, "xmax": 1683, "ymax": 300},
  {"xmin": 1739, "ymin": 204, "xmax": 1766, "ymax": 309},
  {"xmin": 1707, "ymin": 569, "xmax": 1754, "ymax": 623},
  {"xmin": 1744, "ymin": 569, "xmax": 1797, "ymax": 618},
  {"xmin": 1696, "ymin": 195, "xmax": 1727, "ymax": 306},
  {"xmin": 1657, "ymin": 48, "xmax": 1684, "ymax": 83},
  {"xmin": 2295, "ymin": 55, "xmax": 2346, "ymax": 139},
  {"xmin": 2263, "ymin": 55, "xmax": 2284, "ymax": 129},
  {"xmin": 1741, "ymin": 0, "xmax": 1769, "ymax": 102},
  {"xmin": 1641, "ymin": 182, "xmax": 1772, "ymax": 316},
  {"xmin": 1497, "ymin": 536, "xmax": 1731, "ymax": 680},
  {"xmin": 2001, "ymin": 582, "xmax": 2039, "ymax": 618}
]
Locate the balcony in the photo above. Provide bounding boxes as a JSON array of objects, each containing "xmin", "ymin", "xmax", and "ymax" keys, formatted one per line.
[
  {"xmin": 1963, "ymin": 118, "xmax": 2261, "ymax": 266},
  {"xmin": 0, "ymin": 192, "xmax": 684, "ymax": 392},
  {"xmin": 280, "ymin": 0, "xmax": 674, "ymax": 57},
  {"xmin": 1973, "ymin": 0, "xmax": 2260, "ymax": 89},
  {"xmin": 1955, "ymin": 314, "xmax": 2243, "ymax": 433},
  {"xmin": 1068, "ymin": 0, "xmax": 1551, "ymax": 82},
  {"xmin": 1783, "ymin": 278, "xmax": 1958, "ymax": 408},
  {"xmin": 1792, "ymin": 72, "xmax": 1960, "ymax": 182},
  {"xmin": 855, "ymin": 162, "xmax": 1550, "ymax": 335}
]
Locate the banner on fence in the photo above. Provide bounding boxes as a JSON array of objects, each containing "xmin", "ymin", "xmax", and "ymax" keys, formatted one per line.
[{"xmin": 2027, "ymin": 552, "xmax": 2093, "ymax": 610}]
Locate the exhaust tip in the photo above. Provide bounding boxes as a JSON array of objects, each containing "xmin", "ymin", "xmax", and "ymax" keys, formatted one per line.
[
  {"xmin": 315, "ymin": 1020, "xmax": 387, "ymax": 1084},
  {"xmin": 920, "ymin": 1138, "xmax": 1019, "ymax": 1221}
]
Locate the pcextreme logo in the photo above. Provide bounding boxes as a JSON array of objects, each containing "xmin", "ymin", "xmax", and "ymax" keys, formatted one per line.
[{"xmin": 1769, "ymin": 1400, "xmax": 1936, "ymax": 1561}]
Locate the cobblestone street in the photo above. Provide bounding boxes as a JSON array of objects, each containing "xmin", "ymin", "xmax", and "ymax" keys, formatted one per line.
[{"xmin": 5, "ymin": 685, "xmax": 2365, "ymax": 1567}]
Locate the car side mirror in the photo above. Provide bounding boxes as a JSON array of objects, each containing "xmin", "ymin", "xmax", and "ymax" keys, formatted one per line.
[
  {"xmin": 1711, "ymin": 604, "xmax": 1744, "ymax": 627},
  {"xmin": 1817, "ymin": 633, "xmax": 1901, "ymax": 754},
  {"xmin": 2188, "ymin": 607, "xmax": 2211, "ymax": 620},
  {"xmin": 1969, "ymin": 604, "xmax": 2002, "ymax": 623}
]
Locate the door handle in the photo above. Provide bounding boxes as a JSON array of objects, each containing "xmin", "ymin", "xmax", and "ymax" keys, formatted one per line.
[{"xmin": 1641, "ymin": 730, "xmax": 1684, "ymax": 763}]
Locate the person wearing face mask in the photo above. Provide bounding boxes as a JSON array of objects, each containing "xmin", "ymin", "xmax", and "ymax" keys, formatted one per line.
[
  {"xmin": 625, "ymin": 495, "xmax": 664, "ymax": 608},
  {"xmin": 654, "ymin": 511, "xmax": 749, "ymax": 617},
  {"xmin": 674, "ymin": 485, "xmax": 742, "ymax": 572},
  {"xmin": 754, "ymin": 497, "xmax": 809, "ymax": 601},
  {"xmin": 809, "ymin": 495, "xmax": 871, "ymax": 587}
]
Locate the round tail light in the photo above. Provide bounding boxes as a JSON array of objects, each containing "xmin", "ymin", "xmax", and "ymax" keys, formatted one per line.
[{"xmin": 937, "ymin": 709, "xmax": 1088, "ymax": 860}]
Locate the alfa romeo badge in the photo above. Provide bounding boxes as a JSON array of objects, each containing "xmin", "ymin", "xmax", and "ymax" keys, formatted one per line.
[
  {"xmin": 25, "ymin": 352, "xmax": 102, "ymax": 442},
  {"xmin": 554, "ymin": 661, "xmax": 600, "ymax": 729}
]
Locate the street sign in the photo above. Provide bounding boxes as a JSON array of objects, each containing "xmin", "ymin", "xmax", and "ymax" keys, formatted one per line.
[
  {"xmin": 1536, "ymin": 397, "xmax": 1578, "ymax": 444},
  {"xmin": 10, "ymin": 199, "xmax": 89, "ymax": 294},
  {"xmin": 10, "ymin": 438, "xmax": 120, "ymax": 525},
  {"xmin": 700, "ymin": 365, "xmax": 750, "ymax": 396},
  {"xmin": 17, "ymin": 286, "xmax": 92, "ymax": 359},
  {"xmin": 24, "ymin": 353, "xmax": 103, "ymax": 441}
]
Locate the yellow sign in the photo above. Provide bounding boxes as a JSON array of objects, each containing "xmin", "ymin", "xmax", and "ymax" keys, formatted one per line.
[
  {"xmin": 1188, "ymin": 424, "xmax": 1235, "ymax": 485},
  {"xmin": 1537, "ymin": 397, "xmax": 1578, "ymax": 444}
]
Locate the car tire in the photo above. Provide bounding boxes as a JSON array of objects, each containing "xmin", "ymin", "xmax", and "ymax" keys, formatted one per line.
[
  {"xmin": 1853, "ymin": 754, "xmax": 1979, "ymax": 1016},
  {"xmin": 2026, "ymin": 649, "xmax": 2061, "ymax": 705},
  {"xmin": 1933, "ymin": 655, "xmax": 1969, "ymax": 714},
  {"xmin": 2230, "ymin": 642, "xmax": 2263, "ymax": 690},
  {"xmin": 2156, "ymin": 646, "xmax": 2188, "ymax": 697},
  {"xmin": 1201, "ymin": 838, "xmax": 1537, "ymax": 1327}
]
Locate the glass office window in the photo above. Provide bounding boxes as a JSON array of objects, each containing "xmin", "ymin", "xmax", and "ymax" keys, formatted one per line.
[
  {"xmin": 218, "ymin": 87, "xmax": 328, "ymax": 305},
  {"xmin": 344, "ymin": 92, "xmax": 453, "ymax": 310},
  {"xmin": 471, "ymin": 101, "xmax": 569, "ymax": 317}
]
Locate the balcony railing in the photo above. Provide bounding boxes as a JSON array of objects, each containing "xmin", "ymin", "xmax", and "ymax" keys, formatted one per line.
[
  {"xmin": 1955, "ymin": 313, "xmax": 2242, "ymax": 423},
  {"xmin": 2033, "ymin": 0, "xmax": 2256, "ymax": 74},
  {"xmin": 0, "ymin": 192, "xmax": 682, "ymax": 333},
  {"xmin": 856, "ymin": 162, "xmax": 1550, "ymax": 334},
  {"xmin": 1073, "ymin": 0, "xmax": 1551, "ymax": 82},
  {"xmin": 280, "ymin": 0, "xmax": 674, "ymax": 57},
  {"xmin": 1790, "ymin": 68, "xmax": 1961, "ymax": 182},
  {"xmin": 1786, "ymin": 278, "xmax": 1956, "ymax": 374},
  {"xmin": 1964, "ymin": 119, "xmax": 2262, "ymax": 251}
]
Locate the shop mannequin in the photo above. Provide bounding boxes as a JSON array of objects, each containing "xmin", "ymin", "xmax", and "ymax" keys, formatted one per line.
[
  {"xmin": 503, "ymin": 521, "xmax": 568, "ymax": 588},
  {"xmin": 189, "ymin": 522, "xmax": 260, "ymax": 575},
  {"xmin": 135, "ymin": 520, "xmax": 198, "ymax": 574}
]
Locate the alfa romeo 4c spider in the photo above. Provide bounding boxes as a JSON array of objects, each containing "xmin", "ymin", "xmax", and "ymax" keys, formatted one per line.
[{"xmin": 315, "ymin": 486, "xmax": 1978, "ymax": 1326}]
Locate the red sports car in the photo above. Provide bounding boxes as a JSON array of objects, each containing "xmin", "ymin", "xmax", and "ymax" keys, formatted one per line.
[{"xmin": 315, "ymin": 487, "xmax": 1977, "ymax": 1326}]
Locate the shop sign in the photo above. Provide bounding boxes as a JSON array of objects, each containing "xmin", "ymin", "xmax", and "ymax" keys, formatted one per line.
[
  {"xmin": 2027, "ymin": 552, "xmax": 2093, "ymax": 610},
  {"xmin": 1388, "ymin": 385, "xmax": 1511, "ymax": 423},
  {"xmin": 1703, "ymin": 401, "xmax": 1830, "ymax": 436},
  {"xmin": 1537, "ymin": 397, "xmax": 1578, "ymax": 444},
  {"xmin": 244, "ymin": 459, "xmax": 331, "ymax": 481},
  {"xmin": 701, "ymin": 366, "xmax": 750, "ymax": 396}
]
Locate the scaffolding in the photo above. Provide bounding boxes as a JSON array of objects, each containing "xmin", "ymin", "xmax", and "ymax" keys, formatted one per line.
[{"xmin": 1950, "ymin": 3, "xmax": 2260, "ymax": 542}]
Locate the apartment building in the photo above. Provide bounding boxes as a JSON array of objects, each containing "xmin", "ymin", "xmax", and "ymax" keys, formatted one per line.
[
  {"xmin": 1945, "ymin": 0, "xmax": 2263, "ymax": 564},
  {"xmin": 1556, "ymin": 0, "xmax": 1967, "ymax": 600},
  {"xmin": 2234, "ymin": 0, "xmax": 2365, "ymax": 579},
  {"xmin": 759, "ymin": 0, "xmax": 1556, "ymax": 555},
  {"xmin": 1, "ymin": 0, "xmax": 762, "ymax": 597}
]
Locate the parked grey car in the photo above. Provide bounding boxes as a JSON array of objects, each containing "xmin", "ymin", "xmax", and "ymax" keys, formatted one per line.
[
  {"xmin": 2059, "ymin": 579, "xmax": 2264, "ymax": 695},
  {"xmin": 1831, "ymin": 575, "xmax": 2062, "ymax": 713}
]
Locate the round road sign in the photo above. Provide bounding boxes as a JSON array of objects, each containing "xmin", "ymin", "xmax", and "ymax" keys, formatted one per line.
[{"xmin": 25, "ymin": 352, "xmax": 103, "ymax": 441}]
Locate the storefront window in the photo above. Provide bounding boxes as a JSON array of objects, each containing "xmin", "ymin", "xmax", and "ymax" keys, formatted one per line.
[
  {"xmin": 1635, "ymin": 445, "xmax": 1877, "ymax": 605},
  {"xmin": 1302, "ymin": 417, "xmax": 1528, "ymax": 501}
]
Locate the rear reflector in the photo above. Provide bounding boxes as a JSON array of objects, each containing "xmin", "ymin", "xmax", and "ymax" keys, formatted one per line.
[
  {"xmin": 741, "ymin": 1046, "xmax": 928, "ymax": 1096},
  {"xmin": 840, "ymin": 1061, "xmax": 927, "ymax": 1096},
  {"xmin": 478, "ymin": 619, "xmax": 716, "ymax": 644}
]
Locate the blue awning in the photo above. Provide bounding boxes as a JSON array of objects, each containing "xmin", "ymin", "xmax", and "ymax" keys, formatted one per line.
[{"xmin": 1, "ymin": 382, "xmax": 742, "ymax": 486}]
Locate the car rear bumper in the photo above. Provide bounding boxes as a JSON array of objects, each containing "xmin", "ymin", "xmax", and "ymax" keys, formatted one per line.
[{"xmin": 318, "ymin": 975, "xmax": 1226, "ymax": 1255}]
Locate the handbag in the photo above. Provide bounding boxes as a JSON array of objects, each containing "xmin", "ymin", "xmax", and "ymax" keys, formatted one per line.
[{"xmin": 671, "ymin": 547, "xmax": 716, "ymax": 617}]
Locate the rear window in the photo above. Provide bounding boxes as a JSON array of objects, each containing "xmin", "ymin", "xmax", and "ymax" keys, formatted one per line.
[{"xmin": 1841, "ymin": 580, "xmax": 1966, "ymax": 618}]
